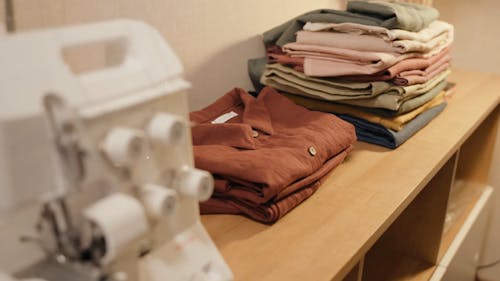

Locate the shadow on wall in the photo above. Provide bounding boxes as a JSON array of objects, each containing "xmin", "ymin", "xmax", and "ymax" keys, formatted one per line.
[{"xmin": 187, "ymin": 35, "xmax": 265, "ymax": 110}]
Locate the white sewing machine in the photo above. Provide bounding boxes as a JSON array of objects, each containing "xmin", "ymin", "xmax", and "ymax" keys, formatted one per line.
[{"xmin": 0, "ymin": 20, "xmax": 232, "ymax": 281}]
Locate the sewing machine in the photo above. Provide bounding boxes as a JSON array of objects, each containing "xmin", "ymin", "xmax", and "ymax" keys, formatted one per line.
[{"xmin": 0, "ymin": 20, "xmax": 232, "ymax": 281}]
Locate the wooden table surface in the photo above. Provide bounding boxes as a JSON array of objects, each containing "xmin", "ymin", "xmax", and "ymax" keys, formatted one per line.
[{"xmin": 201, "ymin": 69, "xmax": 500, "ymax": 281}]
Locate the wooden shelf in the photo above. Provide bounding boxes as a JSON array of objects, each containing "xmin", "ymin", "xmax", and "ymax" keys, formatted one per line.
[
  {"xmin": 363, "ymin": 249, "xmax": 436, "ymax": 281},
  {"xmin": 201, "ymin": 69, "xmax": 500, "ymax": 281},
  {"xmin": 440, "ymin": 180, "xmax": 485, "ymax": 257}
]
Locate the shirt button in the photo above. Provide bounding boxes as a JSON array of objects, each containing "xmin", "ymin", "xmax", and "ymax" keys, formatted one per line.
[
  {"xmin": 252, "ymin": 130, "xmax": 259, "ymax": 138},
  {"xmin": 308, "ymin": 146, "xmax": 317, "ymax": 156}
]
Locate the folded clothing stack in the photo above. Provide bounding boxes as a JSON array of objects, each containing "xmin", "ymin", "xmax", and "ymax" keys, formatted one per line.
[
  {"xmin": 249, "ymin": 0, "xmax": 453, "ymax": 149},
  {"xmin": 190, "ymin": 87, "xmax": 356, "ymax": 223}
]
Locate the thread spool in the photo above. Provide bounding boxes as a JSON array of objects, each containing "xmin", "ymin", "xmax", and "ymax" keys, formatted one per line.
[
  {"xmin": 102, "ymin": 127, "xmax": 145, "ymax": 167},
  {"xmin": 83, "ymin": 193, "xmax": 149, "ymax": 264},
  {"xmin": 146, "ymin": 113, "xmax": 185, "ymax": 145},
  {"xmin": 140, "ymin": 183, "xmax": 178, "ymax": 220},
  {"xmin": 176, "ymin": 166, "xmax": 214, "ymax": 201}
]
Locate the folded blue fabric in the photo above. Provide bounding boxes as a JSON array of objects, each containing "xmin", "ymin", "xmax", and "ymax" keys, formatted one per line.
[{"xmin": 338, "ymin": 102, "xmax": 446, "ymax": 149}]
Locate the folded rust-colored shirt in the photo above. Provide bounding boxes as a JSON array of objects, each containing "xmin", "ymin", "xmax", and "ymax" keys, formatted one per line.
[{"xmin": 191, "ymin": 87, "xmax": 356, "ymax": 223}]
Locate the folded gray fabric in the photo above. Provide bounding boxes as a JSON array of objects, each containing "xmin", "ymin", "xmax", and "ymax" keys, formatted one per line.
[
  {"xmin": 263, "ymin": 1, "xmax": 439, "ymax": 47},
  {"xmin": 263, "ymin": 9, "xmax": 382, "ymax": 48},
  {"xmin": 347, "ymin": 0, "xmax": 439, "ymax": 32},
  {"xmin": 248, "ymin": 57, "xmax": 267, "ymax": 92},
  {"xmin": 339, "ymin": 102, "xmax": 446, "ymax": 149}
]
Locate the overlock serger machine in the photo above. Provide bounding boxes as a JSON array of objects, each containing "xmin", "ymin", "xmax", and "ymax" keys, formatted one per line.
[{"xmin": 0, "ymin": 20, "xmax": 233, "ymax": 281}]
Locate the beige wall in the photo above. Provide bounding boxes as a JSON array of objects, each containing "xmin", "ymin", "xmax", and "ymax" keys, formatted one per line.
[
  {"xmin": 11, "ymin": 0, "xmax": 343, "ymax": 110},
  {"xmin": 434, "ymin": 0, "xmax": 500, "ymax": 74},
  {"xmin": 0, "ymin": 0, "xmax": 5, "ymax": 33}
]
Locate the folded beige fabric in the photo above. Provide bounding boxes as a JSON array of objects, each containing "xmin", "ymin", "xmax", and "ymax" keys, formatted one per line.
[
  {"xmin": 303, "ymin": 20, "xmax": 453, "ymax": 42},
  {"xmin": 297, "ymin": 23, "xmax": 452, "ymax": 54}
]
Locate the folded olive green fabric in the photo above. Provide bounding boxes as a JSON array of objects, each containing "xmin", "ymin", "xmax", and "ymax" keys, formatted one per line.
[
  {"xmin": 263, "ymin": 1, "xmax": 439, "ymax": 47},
  {"xmin": 261, "ymin": 63, "xmax": 396, "ymax": 101},
  {"xmin": 261, "ymin": 64, "xmax": 449, "ymax": 110},
  {"xmin": 339, "ymin": 69, "xmax": 449, "ymax": 110},
  {"xmin": 283, "ymin": 91, "xmax": 445, "ymax": 131},
  {"xmin": 364, "ymin": 80, "xmax": 448, "ymax": 116}
]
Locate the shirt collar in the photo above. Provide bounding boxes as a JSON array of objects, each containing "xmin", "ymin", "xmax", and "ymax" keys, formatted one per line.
[
  {"xmin": 190, "ymin": 87, "xmax": 275, "ymax": 149},
  {"xmin": 239, "ymin": 88, "xmax": 274, "ymax": 135}
]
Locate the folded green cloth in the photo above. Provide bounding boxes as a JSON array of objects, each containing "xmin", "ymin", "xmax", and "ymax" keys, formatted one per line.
[{"xmin": 261, "ymin": 63, "xmax": 396, "ymax": 101}]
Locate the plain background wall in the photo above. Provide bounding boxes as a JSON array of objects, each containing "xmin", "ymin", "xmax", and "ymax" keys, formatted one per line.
[
  {"xmin": 8, "ymin": 0, "xmax": 344, "ymax": 110},
  {"xmin": 0, "ymin": 1, "xmax": 4, "ymax": 33},
  {"xmin": 435, "ymin": 0, "xmax": 500, "ymax": 271}
]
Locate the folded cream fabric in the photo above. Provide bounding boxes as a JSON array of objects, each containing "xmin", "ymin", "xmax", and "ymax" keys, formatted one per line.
[
  {"xmin": 263, "ymin": 2, "xmax": 439, "ymax": 47},
  {"xmin": 304, "ymin": 20, "xmax": 453, "ymax": 42},
  {"xmin": 296, "ymin": 30, "xmax": 401, "ymax": 53},
  {"xmin": 296, "ymin": 23, "xmax": 453, "ymax": 54}
]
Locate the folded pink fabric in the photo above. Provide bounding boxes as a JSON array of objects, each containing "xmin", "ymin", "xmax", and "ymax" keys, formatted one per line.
[
  {"xmin": 340, "ymin": 47, "xmax": 451, "ymax": 83},
  {"xmin": 283, "ymin": 33, "xmax": 452, "ymax": 77},
  {"xmin": 283, "ymin": 42, "xmax": 411, "ymax": 76},
  {"xmin": 393, "ymin": 53, "xmax": 451, "ymax": 85},
  {"xmin": 296, "ymin": 30, "xmax": 400, "ymax": 53},
  {"xmin": 268, "ymin": 53, "xmax": 304, "ymax": 67}
]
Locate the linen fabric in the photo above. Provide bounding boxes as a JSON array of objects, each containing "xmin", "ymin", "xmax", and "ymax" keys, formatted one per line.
[
  {"xmin": 346, "ymin": 0, "xmax": 439, "ymax": 32},
  {"xmin": 283, "ymin": 91, "xmax": 445, "ymax": 131},
  {"xmin": 361, "ymin": 80, "xmax": 447, "ymax": 117},
  {"xmin": 263, "ymin": 67, "xmax": 448, "ymax": 110},
  {"xmin": 304, "ymin": 20, "xmax": 452, "ymax": 43},
  {"xmin": 339, "ymin": 70, "xmax": 449, "ymax": 110},
  {"xmin": 283, "ymin": 41, "xmax": 450, "ymax": 77},
  {"xmin": 191, "ymin": 87, "xmax": 356, "ymax": 223},
  {"xmin": 200, "ymin": 150, "xmax": 350, "ymax": 223},
  {"xmin": 261, "ymin": 63, "xmax": 396, "ymax": 101},
  {"xmin": 296, "ymin": 23, "xmax": 452, "ymax": 54},
  {"xmin": 263, "ymin": 1, "xmax": 438, "ymax": 47},
  {"xmin": 339, "ymin": 102, "xmax": 446, "ymax": 149},
  {"xmin": 338, "ymin": 47, "xmax": 451, "ymax": 84}
]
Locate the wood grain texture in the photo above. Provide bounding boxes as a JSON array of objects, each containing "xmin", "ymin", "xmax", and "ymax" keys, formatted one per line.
[
  {"xmin": 201, "ymin": 69, "xmax": 500, "ymax": 281},
  {"xmin": 372, "ymin": 152, "xmax": 458, "ymax": 265}
]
